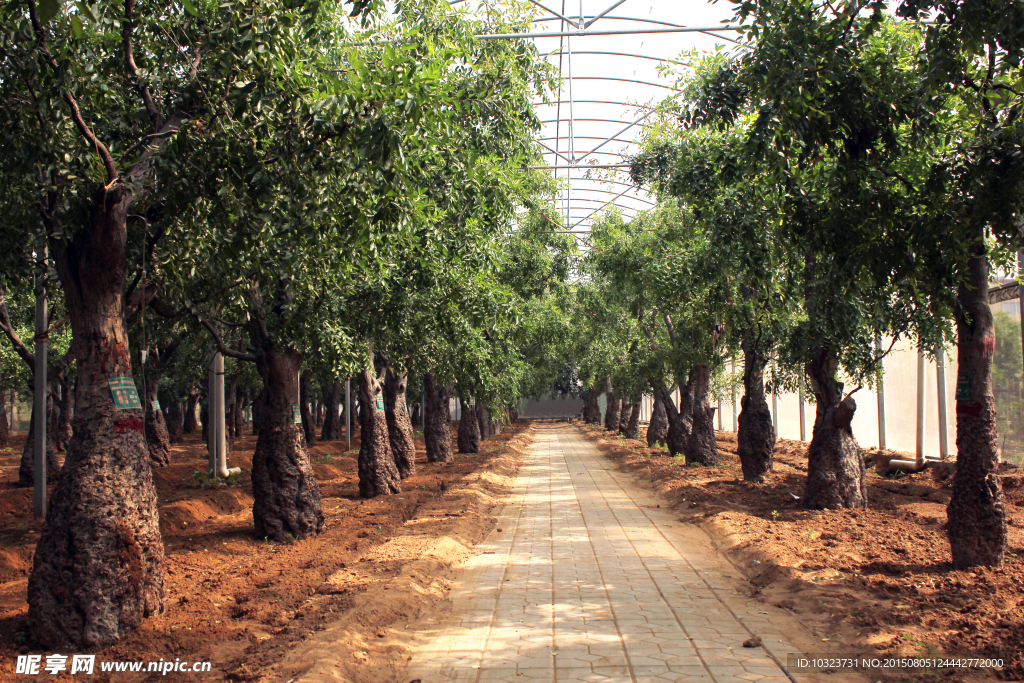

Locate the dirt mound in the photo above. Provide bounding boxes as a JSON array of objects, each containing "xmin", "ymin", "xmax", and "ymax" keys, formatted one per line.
[
  {"xmin": 580, "ymin": 423, "xmax": 1024, "ymax": 682},
  {"xmin": 0, "ymin": 422, "xmax": 533, "ymax": 683}
]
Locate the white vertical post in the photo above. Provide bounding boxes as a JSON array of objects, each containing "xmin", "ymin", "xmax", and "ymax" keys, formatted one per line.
[
  {"xmin": 936, "ymin": 345, "xmax": 948, "ymax": 460},
  {"xmin": 876, "ymin": 337, "xmax": 887, "ymax": 451},
  {"xmin": 207, "ymin": 356, "xmax": 216, "ymax": 474},
  {"xmin": 731, "ymin": 358, "xmax": 737, "ymax": 432},
  {"xmin": 798, "ymin": 385, "xmax": 806, "ymax": 441},
  {"xmin": 717, "ymin": 395, "xmax": 723, "ymax": 431},
  {"xmin": 33, "ymin": 250, "xmax": 47, "ymax": 519},
  {"xmin": 771, "ymin": 391, "xmax": 778, "ymax": 440},
  {"xmin": 212, "ymin": 352, "xmax": 227, "ymax": 478},
  {"xmin": 345, "ymin": 378, "xmax": 351, "ymax": 451},
  {"xmin": 916, "ymin": 348, "xmax": 926, "ymax": 465}
]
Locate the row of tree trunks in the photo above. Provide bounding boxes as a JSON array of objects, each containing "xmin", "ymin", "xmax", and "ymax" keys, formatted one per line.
[
  {"xmin": 357, "ymin": 362, "xmax": 401, "ymax": 498},
  {"xmin": 647, "ymin": 394, "xmax": 668, "ymax": 447},
  {"xmin": 18, "ymin": 380, "xmax": 60, "ymax": 487},
  {"xmin": 383, "ymin": 363, "xmax": 416, "ymax": 478},
  {"xmin": 457, "ymin": 386, "xmax": 481, "ymax": 454},
  {"xmin": 582, "ymin": 387, "xmax": 602, "ymax": 424},
  {"xmin": 737, "ymin": 336, "xmax": 775, "ymax": 481},
  {"xmin": 424, "ymin": 373, "xmax": 454, "ymax": 463},
  {"xmin": 622, "ymin": 402, "xmax": 641, "ymax": 438},
  {"xmin": 477, "ymin": 403, "xmax": 496, "ymax": 439},
  {"xmin": 321, "ymin": 380, "xmax": 342, "ymax": 441},
  {"xmin": 299, "ymin": 374, "xmax": 316, "ymax": 447},
  {"xmin": 684, "ymin": 365, "xmax": 719, "ymax": 466},
  {"xmin": 144, "ymin": 373, "xmax": 170, "ymax": 467},
  {"xmin": 0, "ymin": 390, "xmax": 8, "ymax": 447},
  {"xmin": 166, "ymin": 402, "xmax": 183, "ymax": 443}
]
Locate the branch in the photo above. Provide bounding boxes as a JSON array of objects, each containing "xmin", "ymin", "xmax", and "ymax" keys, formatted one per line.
[
  {"xmin": 27, "ymin": 0, "xmax": 118, "ymax": 184},
  {"xmin": 123, "ymin": 0, "xmax": 160, "ymax": 130},
  {"xmin": 0, "ymin": 286, "xmax": 35, "ymax": 368},
  {"xmin": 195, "ymin": 315, "xmax": 257, "ymax": 363}
]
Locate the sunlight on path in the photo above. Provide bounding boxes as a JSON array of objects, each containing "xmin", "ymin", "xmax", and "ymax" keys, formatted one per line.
[{"xmin": 404, "ymin": 426, "xmax": 822, "ymax": 683}]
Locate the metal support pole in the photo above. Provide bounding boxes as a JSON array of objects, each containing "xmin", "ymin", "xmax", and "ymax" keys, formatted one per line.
[
  {"xmin": 916, "ymin": 348, "xmax": 926, "ymax": 465},
  {"xmin": 207, "ymin": 356, "xmax": 216, "ymax": 475},
  {"xmin": 731, "ymin": 359, "xmax": 737, "ymax": 432},
  {"xmin": 33, "ymin": 250, "xmax": 47, "ymax": 519},
  {"xmin": 936, "ymin": 345, "xmax": 949, "ymax": 460},
  {"xmin": 717, "ymin": 396, "xmax": 723, "ymax": 431},
  {"xmin": 215, "ymin": 352, "xmax": 228, "ymax": 478},
  {"xmin": 798, "ymin": 386, "xmax": 806, "ymax": 442},
  {"xmin": 345, "ymin": 379, "xmax": 351, "ymax": 451},
  {"xmin": 771, "ymin": 391, "xmax": 778, "ymax": 440},
  {"xmin": 876, "ymin": 337, "xmax": 887, "ymax": 451}
]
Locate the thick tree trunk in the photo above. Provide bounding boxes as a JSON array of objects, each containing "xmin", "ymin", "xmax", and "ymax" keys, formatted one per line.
[
  {"xmin": 424, "ymin": 373, "xmax": 453, "ymax": 463},
  {"xmin": 737, "ymin": 336, "xmax": 775, "ymax": 481},
  {"xmin": 618, "ymin": 400, "xmax": 631, "ymax": 433},
  {"xmin": 603, "ymin": 376, "xmax": 620, "ymax": 431},
  {"xmin": 183, "ymin": 393, "xmax": 198, "ymax": 434},
  {"xmin": 0, "ymin": 391, "xmax": 8, "ymax": 447},
  {"xmin": 252, "ymin": 392, "xmax": 264, "ymax": 436},
  {"xmin": 166, "ymin": 402, "xmax": 183, "ymax": 443},
  {"xmin": 410, "ymin": 400, "xmax": 421, "ymax": 428},
  {"xmin": 582, "ymin": 387, "xmax": 602, "ymax": 424},
  {"xmin": 652, "ymin": 382, "xmax": 688, "ymax": 457},
  {"xmin": 358, "ymin": 363, "xmax": 401, "ymax": 498},
  {"xmin": 251, "ymin": 350, "xmax": 325, "ymax": 541},
  {"xmin": 383, "ymin": 364, "xmax": 416, "ymax": 478},
  {"xmin": 684, "ymin": 365, "xmax": 719, "ymax": 466},
  {"xmin": 18, "ymin": 391, "xmax": 61, "ymax": 487},
  {"xmin": 948, "ymin": 236, "xmax": 1006, "ymax": 567},
  {"xmin": 476, "ymin": 402, "xmax": 495, "ymax": 440},
  {"xmin": 200, "ymin": 401, "xmax": 208, "ymax": 442},
  {"xmin": 647, "ymin": 393, "xmax": 668, "ymax": 447},
  {"xmin": 30, "ymin": 193, "xmax": 164, "ymax": 648},
  {"xmin": 321, "ymin": 381, "xmax": 342, "ymax": 441},
  {"xmin": 623, "ymin": 402, "xmax": 641, "ymax": 439},
  {"xmin": 457, "ymin": 388, "xmax": 481, "ymax": 454},
  {"xmin": 143, "ymin": 373, "xmax": 170, "ymax": 467},
  {"xmin": 802, "ymin": 348, "xmax": 867, "ymax": 509},
  {"xmin": 233, "ymin": 389, "xmax": 245, "ymax": 438},
  {"xmin": 224, "ymin": 375, "xmax": 238, "ymax": 439},
  {"xmin": 299, "ymin": 374, "xmax": 315, "ymax": 447}
]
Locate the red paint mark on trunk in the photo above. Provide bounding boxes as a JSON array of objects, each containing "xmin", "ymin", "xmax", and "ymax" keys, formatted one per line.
[
  {"xmin": 956, "ymin": 402, "xmax": 983, "ymax": 416},
  {"xmin": 113, "ymin": 418, "xmax": 144, "ymax": 433}
]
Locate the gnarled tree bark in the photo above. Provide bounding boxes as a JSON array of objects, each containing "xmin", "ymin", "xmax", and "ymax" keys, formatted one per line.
[
  {"xmin": 948, "ymin": 234, "xmax": 1006, "ymax": 567},
  {"xmin": 647, "ymin": 392, "xmax": 668, "ymax": 447},
  {"xmin": 684, "ymin": 365, "xmax": 719, "ymax": 466},
  {"xmin": 425, "ymin": 373, "xmax": 453, "ymax": 462},
  {"xmin": 183, "ymin": 392, "xmax": 198, "ymax": 434},
  {"xmin": 476, "ymin": 402, "xmax": 495, "ymax": 440},
  {"xmin": 166, "ymin": 401, "xmax": 183, "ymax": 443},
  {"xmin": 0, "ymin": 391, "xmax": 9, "ymax": 447},
  {"xmin": 582, "ymin": 386, "xmax": 602, "ymax": 424},
  {"xmin": 143, "ymin": 372, "xmax": 169, "ymax": 467},
  {"xmin": 357, "ymin": 357, "xmax": 401, "ymax": 498},
  {"xmin": 250, "ymin": 349, "xmax": 325, "ymax": 540},
  {"xmin": 383, "ymin": 361, "xmax": 416, "ymax": 478},
  {"xmin": 456, "ymin": 387, "xmax": 481, "ymax": 454},
  {"xmin": 321, "ymin": 380, "xmax": 342, "ymax": 441},
  {"xmin": 299, "ymin": 374, "xmax": 315, "ymax": 447},
  {"xmin": 737, "ymin": 335, "xmax": 775, "ymax": 481},
  {"xmin": 623, "ymin": 401, "xmax": 641, "ymax": 439},
  {"xmin": 603, "ymin": 376, "xmax": 620, "ymax": 431}
]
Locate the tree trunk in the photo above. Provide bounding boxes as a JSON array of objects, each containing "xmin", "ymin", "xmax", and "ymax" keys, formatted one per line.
[
  {"xmin": 684, "ymin": 365, "xmax": 719, "ymax": 466},
  {"xmin": 166, "ymin": 402, "xmax": 183, "ymax": 443},
  {"xmin": 582, "ymin": 386, "xmax": 602, "ymax": 424},
  {"xmin": 737, "ymin": 336, "xmax": 775, "ymax": 481},
  {"xmin": 383, "ymin": 364, "xmax": 416, "ymax": 478},
  {"xmin": 0, "ymin": 390, "xmax": 8, "ymax": 447},
  {"xmin": 18, "ymin": 388, "xmax": 61, "ymax": 487},
  {"xmin": 457, "ymin": 388, "xmax": 481, "ymax": 454},
  {"xmin": 647, "ymin": 393, "xmax": 668, "ymax": 447},
  {"xmin": 299, "ymin": 374, "xmax": 315, "ymax": 447},
  {"xmin": 802, "ymin": 348, "xmax": 867, "ymax": 509},
  {"xmin": 358, "ymin": 363, "xmax": 401, "ymax": 498},
  {"xmin": 603, "ymin": 376, "xmax": 620, "ymax": 431},
  {"xmin": 424, "ymin": 373, "xmax": 454, "ymax": 463},
  {"xmin": 183, "ymin": 392, "xmax": 198, "ymax": 434},
  {"xmin": 618, "ymin": 400, "xmax": 631, "ymax": 433},
  {"xmin": 200, "ymin": 401, "xmax": 209, "ymax": 442},
  {"xmin": 233, "ymin": 389, "xmax": 245, "ymax": 438},
  {"xmin": 55, "ymin": 376, "xmax": 73, "ymax": 451},
  {"xmin": 948, "ymin": 235, "xmax": 1006, "ymax": 567},
  {"xmin": 143, "ymin": 373, "xmax": 170, "ymax": 467},
  {"xmin": 476, "ymin": 402, "xmax": 495, "ymax": 440},
  {"xmin": 250, "ymin": 350, "xmax": 325, "ymax": 541},
  {"xmin": 30, "ymin": 193, "xmax": 165, "ymax": 649},
  {"xmin": 623, "ymin": 402, "xmax": 641, "ymax": 439},
  {"xmin": 651, "ymin": 381, "xmax": 688, "ymax": 457},
  {"xmin": 252, "ymin": 392, "xmax": 264, "ymax": 436},
  {"xmin": 321, "ymin": 381, "xmax": 342, "ymax": 441},
  {"xmin": 410, "ymin": 400, "xmax": 421, "ymax": 428}
]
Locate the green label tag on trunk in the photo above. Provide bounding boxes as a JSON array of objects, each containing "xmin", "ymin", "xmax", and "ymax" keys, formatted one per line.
[
  {"xmin": 955, "ymin": 373, "xmax": 971, "ymax": 401},
  {"xmin": 108, "ymin": 377, "xmax": 142, "ymax": 410},
  {"xmin": 375, "ymin": 395, "xmax": 385, "ymax": 411},
  {"xmin": 151, "ymin": 399, "xmax": 161, "ymax": 411},
  {"xmin": 292, "ymin": 404, "xmax": 302, "ymax": 424}
]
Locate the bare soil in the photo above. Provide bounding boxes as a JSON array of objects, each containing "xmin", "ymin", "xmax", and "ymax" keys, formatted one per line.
[
  {"xmin": 579, "ymin": 424, "xmax": 1024, "ymax": 683},
  {"xmin": 0, "ymin": 421, "xmax": 534, "ymax": 683}
]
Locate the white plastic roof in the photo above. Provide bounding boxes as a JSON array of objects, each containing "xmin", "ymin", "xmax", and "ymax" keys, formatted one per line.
[{"xmin": 467, "ymin": 1, "xmax": 741, "ymax": 236}]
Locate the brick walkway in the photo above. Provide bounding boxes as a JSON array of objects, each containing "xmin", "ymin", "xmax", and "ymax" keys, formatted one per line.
[{"xmin": 404, "ymin": 426, "xmax": 819, "ymax": 683}]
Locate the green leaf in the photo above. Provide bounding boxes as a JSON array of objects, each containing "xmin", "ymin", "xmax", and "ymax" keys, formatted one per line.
[
  {"xmin": 182, "ymin": 0, "xmax": 198, "ymax": 17},
  {"xmin": 70, "ymin": 14, "xmax": 83, "ymax": 38},
  {"xmin": 37, "ymin": 0, "xmax": 62, "ymax": 25},
  {"xmin": 73, "ymin": 0, "xmax": 96, "ymax": 22}
]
